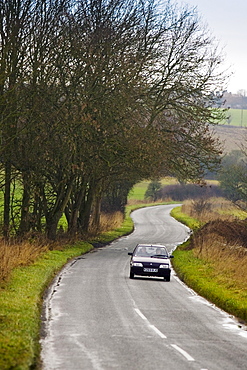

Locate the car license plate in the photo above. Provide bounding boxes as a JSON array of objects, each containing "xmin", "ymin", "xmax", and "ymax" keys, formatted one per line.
[{"xmin": 143, "ymin": 268, "xmax": 158, "ymax": 272}]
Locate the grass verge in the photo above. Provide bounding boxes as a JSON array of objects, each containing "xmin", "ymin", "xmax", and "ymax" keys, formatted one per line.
[
  {"xmin": 171, "ymin": 206, "xmax": 247, "ymax": 324},
  {"xmin": 172, "ymin": 248, "xmax": 247, "ymax": 323},
  {"xmin": 170, "ymin": 205, "xmax": 201, "ymax": 229},
  {"xmin": 0, "ymin": 242, "xmax": 93, "ymax": 370}
]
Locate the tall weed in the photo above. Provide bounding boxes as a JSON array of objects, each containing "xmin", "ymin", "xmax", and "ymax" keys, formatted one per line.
[
  {"xmin": 182, "ymin": 197, "xmax": 239, "ymax": 224},
  {"xmin": 0, "ymin": 240, "xmax": 48, "ymax": 282},
  {"xmin": 174, "ymin": 198, "xmax": 247, "ymax": 321},
  {"xmin": 193, "ymin": 234, "xmax": 247, "ymax": 289},
  {"xmin": 99, "ymin": 212, "xmax": 124, "ymax": 231}
]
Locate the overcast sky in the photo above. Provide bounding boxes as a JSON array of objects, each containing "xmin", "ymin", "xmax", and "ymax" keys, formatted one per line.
[{"xmin": 181, "ymin": 0, "xmax": 247, "ymax": 94}]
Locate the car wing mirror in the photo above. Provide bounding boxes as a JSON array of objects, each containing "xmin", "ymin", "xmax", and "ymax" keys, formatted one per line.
[
  {"xmin": 128, "ymin": 252, "xmax": 133, "ymax": 256},
  {"xmin": 169, "ymin": 255, "xmax": 174, "ymax": 258}
]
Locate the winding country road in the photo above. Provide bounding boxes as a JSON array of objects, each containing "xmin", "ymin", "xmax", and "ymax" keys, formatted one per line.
[{"xmin": 40, "ymin": 205, "xmax": 247, "ymax": 370}]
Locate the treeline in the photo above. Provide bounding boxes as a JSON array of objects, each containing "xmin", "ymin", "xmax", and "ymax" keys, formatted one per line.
[
  {"xmin": 144, "ymin": 180, "xmax": 224, "ymax": 203},
  {"xmin": 0, "ymin": 0, "xmax": 225, "ymax": 240},
  {"xmin": 145, "ymin": 148, "xmax": 247, "ymax": 209},
  {"xmin": 157, "ymin": 183, "xmax": 223, "ymax": 201}
]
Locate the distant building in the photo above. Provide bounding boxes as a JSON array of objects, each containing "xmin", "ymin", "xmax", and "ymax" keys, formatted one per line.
[{"xmin": 223, "ymin": 91, "xmax": 247, "ymax": 109}]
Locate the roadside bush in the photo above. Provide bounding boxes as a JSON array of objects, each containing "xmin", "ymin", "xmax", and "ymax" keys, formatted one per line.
[
  {"xmin": 158, "ymin": 183, "xmax": 223, "ymax": 201},
  {"xmin": 191, "ymin": 198, "xmax": 212, "ymax": 217},
  {"xmin": 181, "ymin": 197, "xmax": 240, "ymax": 224},
  {"xmin": 190, "ymin": 219, "xmax": 247, "ymax": 250}
]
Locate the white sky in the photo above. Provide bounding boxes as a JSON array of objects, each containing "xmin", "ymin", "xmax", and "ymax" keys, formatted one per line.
[{"xmin": 180, "ymin": 0, "xmax": 247, "ymax": 93}]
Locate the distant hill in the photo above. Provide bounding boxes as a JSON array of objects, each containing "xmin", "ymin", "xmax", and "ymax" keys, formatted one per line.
[
  {"xmin": 211, "ymin": 124, "xmax": 246, "ymax": 154},
  {"xmin": 211, "ymin": 92, "xmax": 247, "ymax": 153}
]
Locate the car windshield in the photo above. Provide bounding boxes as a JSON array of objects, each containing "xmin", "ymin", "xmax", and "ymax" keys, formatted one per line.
[{"xmin": 134, "ymin": 246, "xmax": 168, "ymax": 258}]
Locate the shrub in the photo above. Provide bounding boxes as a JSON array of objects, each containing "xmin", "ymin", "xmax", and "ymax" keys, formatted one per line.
[{"xmin": 158, "ymin": 183, "xmax": 223, "ymax": 201}]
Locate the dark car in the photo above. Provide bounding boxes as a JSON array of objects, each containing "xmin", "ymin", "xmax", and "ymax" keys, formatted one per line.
[{"xmin": 128, "ymin": 244, "xmax": 174, "ymax": 281}]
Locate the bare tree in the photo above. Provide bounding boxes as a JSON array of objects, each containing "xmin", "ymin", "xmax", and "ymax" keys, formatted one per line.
[
  {"xmin": 0, "ymin": 0, "xmax": 35, "ymax": 237},
  {"xmin": 0, "ymin": 0, "xmax": 227, "ymax": 239}
]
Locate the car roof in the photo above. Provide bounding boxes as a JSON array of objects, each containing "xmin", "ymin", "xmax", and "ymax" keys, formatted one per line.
[{"xmin": 136, "ymin": 244, "xmax": 168, "ymax": 249}]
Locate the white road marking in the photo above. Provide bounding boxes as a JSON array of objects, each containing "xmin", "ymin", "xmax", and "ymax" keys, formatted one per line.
[
  {"xmin": 171, "ymin": 344, "xmax": 195, "ymax": 361},
  {"xmin": 134, "ymin": 308, "xmax": 167, "ymax": 339},
  {"xmin": 149, "ymin": 324, "xmax": 167, "ymax": 339},
  {"xmin": 134, "ymin": 308, "xmax": 148, "ymax": 321}
]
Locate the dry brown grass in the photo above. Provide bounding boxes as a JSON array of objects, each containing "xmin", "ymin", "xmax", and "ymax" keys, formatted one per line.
[
  {"xmin": 0, "ymin": 239, "xmax": 49, "ymax": 282},
  {"xmin": 181, "ymin": 197, "xmax": 239, "ymax": 224},
  {"xmin": 192, "ymin": 233, "xmax": 247, "ymax": 289},
  {"xmin": 98, "ymin": 211, "xmax": 124, "ymax": 232},
  {"xmin": 184, "ymin": 198, "xmax": 247, "ymax": 289},
  {"xmin": 88, "ymin": 211, "xmax": 124, "ymax": 234},
  {"xmin": 127, "ymin": 199, "xmax": 148, "ymax": 205},
  {"xmin": 0, "ymin": 212, "xmax": 124, "ymax": 283}
]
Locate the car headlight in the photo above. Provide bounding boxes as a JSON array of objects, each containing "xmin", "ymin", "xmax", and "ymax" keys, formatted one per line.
[
  {"xmin": 132, "ymin": 262, "xmax": 143, "ymax": 267},
  {"xmin": 159, "ymin": 264, "xmax": 169, "ymax": 269}
]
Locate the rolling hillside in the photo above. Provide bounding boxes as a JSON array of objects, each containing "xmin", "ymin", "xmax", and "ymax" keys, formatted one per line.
[{"xmin": 212, "ymin": 124, "xmax": 246, "ymax": 153}]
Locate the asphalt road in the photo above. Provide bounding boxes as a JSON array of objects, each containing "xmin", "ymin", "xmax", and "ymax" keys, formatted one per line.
[{"xmin": 40, "ymin": 204, "xmax": 247, "ymax": 370}]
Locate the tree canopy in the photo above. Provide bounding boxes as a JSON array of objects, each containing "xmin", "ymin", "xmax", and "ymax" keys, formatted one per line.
[
  {"xmin": 0, "ymin": 0, "xmax": 226, "ymax": 239},
  {"xmin": 218, "ymin": 150, "xmax": 247, "ymax": 206}
]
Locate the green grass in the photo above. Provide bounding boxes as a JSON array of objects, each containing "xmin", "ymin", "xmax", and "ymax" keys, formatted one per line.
[
  {"xmin": 220, "ymin": 108, "xmax": 247, "ymax": 126},
  {"xmin": 217, "ymin": 208, "xmax": 247, "ymax": 220},
  {"xmin": 170, "ymin": 206, "xmax": 202, "ymax": 230},
  {"xmin": 128, "ymin": 177, "xmax": 178, "ymax": 201},
  {"xmin": 128, "ymin": 180, "xmax": 151, "ymax": 200}
]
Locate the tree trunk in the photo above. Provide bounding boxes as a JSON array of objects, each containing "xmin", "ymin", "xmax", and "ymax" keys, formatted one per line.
[
  {"xmin": 67, "ymin": 189, "xmax": 85, "ymax": 235},
  {"xmin": 90, "ymin": 192, "xmax": 102, "ymax": 232},
  {"xmin": 66, "ymin": 178, "xmax": 88, "ymax": 235},
  {"xmin": 33, "ymin": 191, "xmax": 43, "ymax": 232},
  {"xmin": 78, "ymin": 181, "xmax": 95, "ymax": 233},
  {"xmin": 3, "ymin": 162, "xmax": 11, "ymax": 239},
  {"xmin": 46, "ymin": 216, "xmax": 62, "ymax": 241},
  {"xmin": 45, "ymin": 178, "xmax": 74, "ymax": 240},
  {"xmin": 18, "ymin": 172, "xmax": 31, "ymax": 236}
]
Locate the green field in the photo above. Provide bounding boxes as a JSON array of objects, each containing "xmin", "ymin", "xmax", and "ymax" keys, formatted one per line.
[
  {"xmin": 221, "ymin": 108, "xmax": 247, "ymax": 127},
  {"xmin": 128, "ymin": 177, "xmax": 178, "ymax": 201},
  {"xmin": 128, "ymin": 181, "xmax": 150, "ymax": 200}
]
